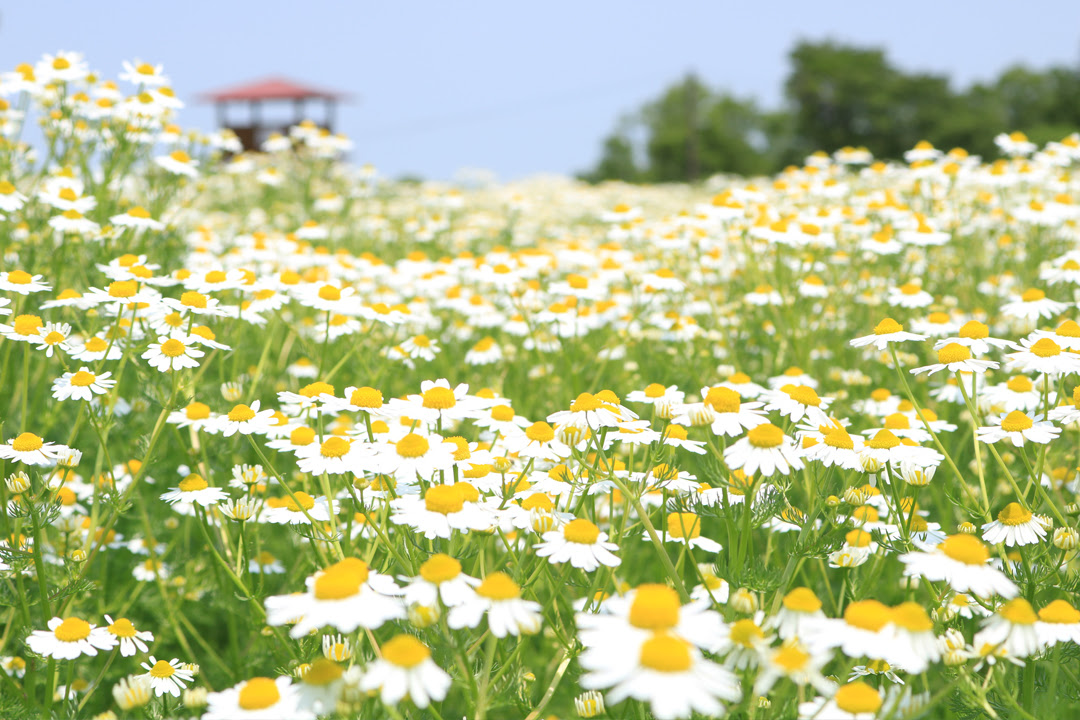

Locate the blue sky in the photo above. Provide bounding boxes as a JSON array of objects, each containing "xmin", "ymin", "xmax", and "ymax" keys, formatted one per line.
[{"xmin": 3, "ymin": 1, "xmax": 1080, "ymax": 179}]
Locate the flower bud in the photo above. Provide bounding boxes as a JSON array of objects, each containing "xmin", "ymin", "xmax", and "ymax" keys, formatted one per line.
[
  {"xmin": 5, "ymin": 472, "xmax": 30, "ymax": 494},
  {"xmin": 182, "ymin": 687, "xmax": 208, "ymax": 708},
  {"xmin": 574, "ymin": 690, "xmax": 606, "ymax": 717},
  {"xmin": 957, "ymin": 522, "xmax": 976, "ymax": 534},
  {"xmin": 729, "ymin": 587, "xmax": 758, "ymax": 614},
  {"xmin": 1054, "ymin": 527, "xmax": 1079, "ymax": 550},
  {"xmin": 408, "ymin": 603, "xmax": 440, "ymax": 629}
]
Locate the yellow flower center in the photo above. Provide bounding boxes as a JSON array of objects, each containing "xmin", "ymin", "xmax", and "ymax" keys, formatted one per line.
[
  {"xmin": 782, "ymin": 587, "xmax": 822, "ymax": 613},
  {"xmin": 320, "ymin": 437, "xmax": 351, "ymax": 458},
  {"xmin": 1030, "ymin": 338, "xmax": 1062, "ymax": 357},
  {"xmin": 349, "ymin": 386, "xmax": 383, "ymax": 408},
  {"xmin": 824, "ymin": 426, "xmax": 854, "ymax": 449},
  {"xmin": 940, "ymin": 534, "xmax": 990, "ymax": 565},
  {"xmin": 729, "ymin": 618, "xmax": 764, "ymax": 647},
  {"xmin": 108, "ymin": 280, "xmax": 138, "ymax": 298},
  {"xmin": 629, "ymin": 584, "xmax": 681, "ymax": 630},
  {"xmin": 238, "ymin": 678, "xmax": 281, "ymax": 710},
  {"xmin": 228, "ymin": 404, "xmax": 256, "ymax": 422},
  {"xmin": 127, "ymin": 206, "xmax": 151, "ymax": 219},
  {"xmin": 1007, "ymin": 376, "xmax": 1033, "ymax": 393},
  {"xmin": 955, "ymin": 320, "xmax": 989, "ymax": 341},
  {"xmin": 302, "ymin": 658, "xmax": 343, "ymax": 686},
  {"xmin": 54, "ymin": 617, "xmax": 91, "ymax": 642},
  {"xmin": 1039, "ymin": 599, "xmax": 1080, "ymax": 624},
  {"xmin": 1057, "ymin": 320, "xmax": 1080, "ymax": 337},
  {"xmin": 381, "ymin": 635, "xmax": 431, "ymax": 668},
  {"xmin": 13, "ymin": 315, "xmax": 42, "ymax": 335},
  {"xmin": 865, "ymin": 429, "xmax": 900, "ymax": 449},
  {"xmin": 490, "ymin": 405, "xmax": 515, "ymax": 422},
  {"xmin": 476, "ymin": 572, "xmax": 521, "ymax": 600},
  {"xmin": 525, "ymin": 422, "xmax": 555, "ymax": 442},
  {"xmin": 284, "ymin": 492, "xmax": 316, "ymax": 513},
  {"xmin": 150, "ymin": 660, "xmax": 176, "ymax": 678},
  {"xmin": 783, "ymin": 384, "xmax": 821, "ymax": 407},
  {"xmin": 170, "ymin": 150, "xmax": 191, "ymax": 164},
  {"xmin": 108, "ymin": 618, "xmax": 137, "ymax": 638},
  {"xmin": 883, "ymin": 413, "xmax": 910, "ymax": 430},
  {"xmin": 290, "ymin": 427, "xmax": 316, "ymax": 445},
  {"xmin": 12, "ymin": 433, "xmax": 43, "ymax": 452},
  {"xmin": 300, "ymin": 381, "xmax": 335, "ymax": 398},
  {"xmin": 773, "ymin": 643, "xmax": 811, "ymax": 671},
  {"xmin": 997, "ymin": 501, "xmax": 1033, "ymax": 526},
  {"xmin": 419, "ymin": 554, "xmax": 462, "ymax": 584},
  {"xmin": 665, "ymin": 512, "xmax": 701, "ymax": 540},
  {"xmin": 644, "ymin": 383, "xmax": 667, "ymax": 398},
  {"xmin": 747, "ymin": 423, "xmax": 784, "ymax": 448},
  {"xmin": 69, "ymin": 371, "xmax": 96, "ymax": 387},
  {"xmin": 180, "ymin": 291, "xmax": 208, "ymax": 309},
  {"xmin": 937, "ymin": 343, "xmax": 972, "ymax": 364},
  {"xmin": 159, "ymin": 339, "xmax": 186, "ymax": 358},
  {"xmin": 891, "ymin": 601, "xmax": 933, "ymax": 632},
  {"xmin": 563, "ymin": 518, "xmax": 600, "ymax": 544},
  {"xmin": 318, "ymin": 285, "xmax": 342, "ymax": 301},
  {"xmin": 178, "ymin": 474, "xmax": 208, "ymax": 492},
  {"xmin": 845, "ymin": 529, "xmax": 873, "ymax": 548},
  {"xmin": 704, "ymin": 386, "xmax": 741, "ymax": 413},
  {"xmin": 1021, "ymin": 288, "xmax": 1046, "ymax": 302},
  {"xmin": 999, "ymin": 598, "xmax": 1038, "ymax": 625},
  {"xmin": 396, "ymin": 433, "xmax": 430, "ymax": 458},
  {"xmin": 638, "ymin": 633, "xmax": 692, "ymax": 673},
  {"xmin": 313, "ymin": 561, "xmax": 369, "ymax": 600},
  {"xmin": 873, "ymin": 317, "xmax": 903, "ymax": 335},
  {"xmin": 570, "ymin": 392, "xmax": 602, "ymax": 412},
  {"xmin": 424, "ymin": 484, "xmax": 464, "ymax": 515},
  {"xmin": 834, "ymin": 682, "xmax": 883, "ymax": 714},
  {"xmin": 844, "ymin": 600, "xmax": 892, "ymax": 631}
]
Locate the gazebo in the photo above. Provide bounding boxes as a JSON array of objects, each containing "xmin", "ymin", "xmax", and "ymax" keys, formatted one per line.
[{"xmin": 199, "ymin": 76, "xmax": 347, "ymax": 152}]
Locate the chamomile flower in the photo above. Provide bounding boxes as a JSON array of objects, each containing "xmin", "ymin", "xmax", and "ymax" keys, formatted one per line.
[
  {"xmin": 724, "ymin": 423, "xmax": 804, "ymax": 477},
  {"xmin": 588, "ymin": 631, "xmax": 742, "ymax": 720},
  {"xmin": 265, "ymin": 558, "xmax": 404, "ymax": 637},
  {"xmin": 798, "ymin": 681, "xmax": 884, "ymax": 720},
  {"xmin": 203, "ymin": 676, "xmax": 313, "ymax": 720},
  {"xmin": 0, "ymin": 270, "xmax": 52, "ymax": 294},
  {"xmin": 390, "ymin": 483, "xmax": 493, "ymax": 539},
  {"xmin": 973, "ymin": 598, "xmax": 1042, "ymax": 658},
  {"xmin": 211, "ymin": 401, "xmax": 276, "ymax": 437},
  {"xmin": 899, "ymin": 534, "xmax": 1018, "ymax": 598},
  {"xmin": 977, "ymin": 411, "xmax": 1059, "ymax": 447},
  {"xmin": 264, "ymin": 492, "xmax": 334, "ymax": 526},
  {"xmin": 653, "ymin": 512, "xmax": 722, "ymax": 553},
  {"xmin": 140, "ymin": 657, "xmax": 194, "ymax": 697},
  {"xmin": 103, "ymin": 616, "xmax": 154, "ymax": 657},
  {"xmin": 401, "ymin": 553, "xmax": 481, "ymax": 608},
  {"xmin": 765, "ymin": 384, "xmax": 833, "ymax": 426},
  {"xmin": 142, "ymin": 336, "xmax": 204, "ymax": 372},
  {"xmin": 1007, "ymin": 336, "xmax": 1080, "ymax": 376},
  {"xmin": 26, "ymin": 617, "xmax": 117, "ymax": 660},
  {"xmin": 535, "ymin": 518, "xmax": 621, "ymax": 571},
  {"xmin": 1000, "ymin": 288, "xmax": 1067, "ymax": 322},
  {"xmin": 850, "ymin": 317, "xmax": 927, "ymax": 350},
  {"xmin": 160, "ymin": 474, "xmax": 229, "ymax": 507},
  {"xmin": 910, "ymin": 343, "xmax": 998, "ymax": 376},
  {"xmin": 51, "ymin": 367, "xmax": 115, "ymax": 402},
  {"xmin": 1036, "ymin": 599, "xmax": 1080, "ymax": 647},
  {"xmin": 447, "ymin": 572, "xmax": 542, "ymax": 637},
  {"xmin": 981, "ymin": 502, "xmax": 1047, "ymax": 546},
  {"xmin": 774, "ymin": 587, "xmax": 825, "ymax": 639},
  {"xmin": 0, "ymin": 432, "xmax": 68, "ymax": 466}
]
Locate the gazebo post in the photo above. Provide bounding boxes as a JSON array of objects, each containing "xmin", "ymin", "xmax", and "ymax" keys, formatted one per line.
[
  {"xmin": 199, "ymin": 77, "xmax": 348, "ymax": 152},
  {"xmin": 325, "ymin": 98, "xmax": 336, "ymax": 134}
]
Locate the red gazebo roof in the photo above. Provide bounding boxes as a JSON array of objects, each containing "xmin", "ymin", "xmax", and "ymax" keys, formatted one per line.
[{"xmin": 199, "ymin": 76, "xmax": 346, "ymax": 103}]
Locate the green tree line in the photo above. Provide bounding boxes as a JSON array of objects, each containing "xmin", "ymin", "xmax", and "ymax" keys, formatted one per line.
[{"xmin": 582, "ymin": 40, "xmax": 1080, "ymax": 182}]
